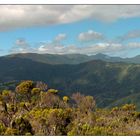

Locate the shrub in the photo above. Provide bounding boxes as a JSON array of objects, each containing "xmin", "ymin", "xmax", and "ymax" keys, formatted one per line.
[
  {"xmin": 0, "ymin": 122, "xmax": 6, "ymax": 135},
  {"xmin": 4, "ymin": 128, "xmax": 19, "ymax": 136},
  {"xmin": 15, "ymin": 81, "xmax": 34, "ymax": 102},
  {"xmin": 31, "ymin": 88, "xmax": 41, "ymax": 95},
  {"xmin": 16, "ymin": 81, "xmax": 34, "ymax": 95},
  {"xmin": 121, "ymin": 104, "xmax": 136, "ymax": 111},
  {"xmin": 47, "ymin": 89, "xmax": 58, "ymax": 94},
  {"xmin": 63, "ymin": 96, "xmax": 69, "ymax": 103},
  {"xmin": 11, "ymin": 117, "xmax": 34, "ymax": 135}
]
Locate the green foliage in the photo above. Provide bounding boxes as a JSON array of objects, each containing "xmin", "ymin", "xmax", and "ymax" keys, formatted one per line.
[{"xmin": 3, "ymin": 55, "xmax": 140, "ymax": 109}]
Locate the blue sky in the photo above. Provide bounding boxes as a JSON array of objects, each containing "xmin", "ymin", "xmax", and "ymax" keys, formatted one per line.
[{"xmin": 1, "ymin": 5, "xmax": 140, "ymax": 57}]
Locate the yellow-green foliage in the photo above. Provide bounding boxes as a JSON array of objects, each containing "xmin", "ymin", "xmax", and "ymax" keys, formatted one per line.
[
  {"xmin": 121, "ymin": 104, "xmax": 136, "ymax": 111},
  {"xmin": 63, "ymin": 96, "xmax": 69, "ymax": 102},
  {"xmin": 16, "ymin": 80, "xmax": 34, "ymax": 95},
  {"xmin": 31, "ymin": 88, "xmax": 41, "ymax": 95},
  {"xmin": 4, "ymin": 128, "xmax": 19, "ymax": 136},
  {"xmin": 111, "ymin": 107, "xmax": 119, "ymax": 112},
  {"xmin": 8, "ymin": 104, "xmax": 15, "ymax": 112},
  {"xmin": 0, "ymin": 95, "xmax": 2, "ymax": 101},
  {"xmin": 133, "ymin": 112, "xmax": 140, "ymax": 119},
  {"xmin": 2, "ymin": 90, "xmax": 11, "ymax": 96},
  {"xmin": 1, "ymin": 80, "xmax": 140, "ymax": 136},
  {"xmin": 0, "ymin": 123, "xmax": 6, "ymax": 135},
  {"xmin": 25, "ymin": 132, "xmax": 32, "ymax": 136},
  {"xmin": 20, "ymin": 102, "xmax": 25, "ymax": 108},
  {"xmin": 47, "ymin": 89, "xmax": 58, "ymax": 94},
  {"xmin": 11, "ymin": 117, "xmax": 33, "ymax": 135}
]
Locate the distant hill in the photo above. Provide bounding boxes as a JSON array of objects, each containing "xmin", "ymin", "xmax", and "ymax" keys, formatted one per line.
[
  {"xmin": 5, "ymin": 53, "xmax": 90, "ymax": 64},
  {"xmin": 1, "ymin": 55, "xmax": 140, "ymax": 108},
  {"xmin": 107, "ymin": 93, "xmax": 140, "ymax": 111},
  {"xmin": 123, "ymin": 55, "xmax": 140, "ymax": 64},
  {"xmin": 4, "ymin": 53, "xmax": 140, "ymax": 64}
]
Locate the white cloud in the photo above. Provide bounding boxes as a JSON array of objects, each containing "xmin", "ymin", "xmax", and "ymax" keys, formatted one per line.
[
  {"xmin": 38, "ymin": 42, "xmax": 66, "ymax": 54},
  {"xmin": 1, "ymin": 5, "xmax": 140, "ymax": 31},
  {"xmin": 36, "ymin": 41, "xmax": 140, "ymax": 56},
  {"xmin": 10, "ymin": 38, "xmax": 35, "ymax": 53},
  {"xmin": 128, "ymin": 42, "xmax": 140, "ymax": 48},
  {"xmin": 15, "ymin": 38, "xmax": 29, "ymax": 47},
  {"xmin": 118, "ymin": 30, "xmax": 140, "ymax": 42},
  {"xmin": 36, "ymin": 42, "xmax": 125, "ymax": 55},
  {"xmin": 78, "ymin": 30, "xmax": 104, "ymax": 42},
  {"xmin": 54, "ymin": 33, "xmax": 67, "ymax": 42},
  {"xmin": 10, "ymin": 33, "xmax": 67, "ymax": 54},
  {"xmin": 10, "ymin": 38, "xmax": 140, "ymax": 56}
]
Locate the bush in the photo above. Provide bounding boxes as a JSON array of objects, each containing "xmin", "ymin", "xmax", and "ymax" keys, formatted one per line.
[
  {"xmin": 0, "ymin": 123, "xmax": 6, "ymax": 135},
  {"xmin": 47, "ymin": 89, "xmax": 58, "ymax": 94},
  {"xmin": 31, "ymin": 88, "xmax": 41, "ymax": 95},
  {"xmin": 4, "ymin": 128, "xmax": 19, "ymax": 135},
  {"xmin": 11, "ymin": 117, "xmax": 34, "ymax": 135},
  {"xmin": 63, "ymin": 96, "xmax": 69, "ymax": 103},
  {"xmin": 121, "ymin": 104, "xmax": 136, "ymax": 111},
  {"xmin": 16, "ymin": 81, "xmax": 34, "ymax": 95}
]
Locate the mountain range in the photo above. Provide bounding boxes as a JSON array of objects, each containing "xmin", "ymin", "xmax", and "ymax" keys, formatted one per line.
[
  {"xmin": 1, "ymin": 53, "xmax": 140, "ymax": 109},
  {"xmin": 5, "ymin": 53, "xmax": 140, "ymax": 64}
]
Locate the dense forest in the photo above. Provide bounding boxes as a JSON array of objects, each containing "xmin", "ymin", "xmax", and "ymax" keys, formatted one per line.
[
  {"xmin": 2, "ymin": 54, "xmax": 140, "ymax": 109},
  {"xmin": 0, "ymin": 80, "xmax": 140, "ymax": 136}
]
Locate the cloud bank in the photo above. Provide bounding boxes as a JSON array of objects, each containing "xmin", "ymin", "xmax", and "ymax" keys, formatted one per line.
[
  {"xmin": 1, "ymin": 5, "xmax": 140, "ymax": 31},
  {"xmin": 2, "ymin": 5, "xmax": 140, "ymax": 57},
  {"xmin": 11, "ymin": 38, "xmax": 140, "ymax": 56}
]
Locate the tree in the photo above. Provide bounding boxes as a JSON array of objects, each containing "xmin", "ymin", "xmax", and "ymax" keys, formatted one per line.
[
  {"xmin": 40, "ymin": 91, "xmax": 62, "ymax": 108},
  {"xmin": 72, "ymin": 93, "xmax": 96, "ymax": 113},
  {"xmin": 36, "ymin": 81, "xmax": 48, "ymax": 91}
]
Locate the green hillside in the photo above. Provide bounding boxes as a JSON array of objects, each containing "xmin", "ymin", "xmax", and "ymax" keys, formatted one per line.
[
  {"xmin": 107, "ymin": 93, "xmax": 140, "ymax": 111},
  {"xmin": 1, "ymin": 55, "xmax": 140, "ymax": 108},
  {"xmin": 4, "ymin": 53, "xmax": 140, "ymax": 65}
]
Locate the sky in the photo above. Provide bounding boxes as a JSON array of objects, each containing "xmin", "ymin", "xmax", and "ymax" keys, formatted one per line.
[{"xmin": 1, "ymin": 5, "xmax": 140, "ymax": 57}]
